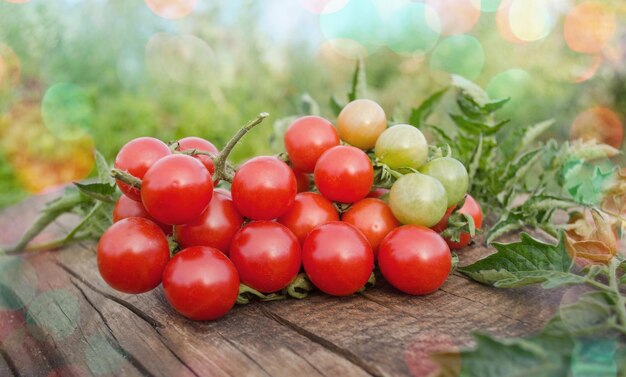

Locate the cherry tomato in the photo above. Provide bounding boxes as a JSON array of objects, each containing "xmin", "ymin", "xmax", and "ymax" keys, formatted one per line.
[
  {"xmin": 162, "ymin": 246, "xmax": 239, "ymax": 321},
  {"xmin": 231, "ymin": 156, "xmax": 297, "ymax": 220},
  {"xmin": 367, "ymin": 188, "xmax": 389, "ymax": 199},
  {"xmin": 342, "ymin": 198, "xmax": 399, "ymax": 257},
  {"xmin": 294, "ymin": 170, "xmax": 311, "ymax": 193},
  {"xmin": 113, "ymin": 194, "xmax": 172, "ymax": 235},
  {"xmin": 141, "ymin": 154, "xmax": 213, "ymax": 225},
  {"xmin": 432, "ymin": 194, "xmax": 483, "ymax": 249},
  {"xmin": 174, "ymin": 191, "xmax": 244, "ymax": 255},
  {"xmin": 284, "ymin": 116, "xmax": 340, "ymax": 173},
  {"xmin": 230, "ymin": 221, "xmax": 301, "ymax": 293},
  {"xmin": 114, "ymin": 137, "xmax": 171, "ymax": 201},
  {"xmin": 374, "ymin": 124, "xmax": 428, "ymax": 169},
  {"xmin": 378, "ymin": 225, "xmax": 451, "ymax": 295},
  {"xmin": 176, "ymin": 136, "xmax": 219, "ymax": 176},
  {"xmin": 420, "ymin": 157, "xmax": 468, "ymax": 207},
  {"xmin": 337, "ymin": 99, "xmax": 387, "ymax": 150},
  {"xmin": 277, "ymin": 192, "xmax": 339, "ymax": 244},
  {"xmin": 314, "ymin": 145, "xmax": 374, "ymax": 203},
  {"xmin": 97, "ymin": 217, "xmax": 170, "ymax": 294},
  {"xmin": 302, "ymin": 222, "xmax": 374, "ymax": 296},
  {"xmin": 389, "ymin": 173, "xmax": 447, "ymax": 227}
]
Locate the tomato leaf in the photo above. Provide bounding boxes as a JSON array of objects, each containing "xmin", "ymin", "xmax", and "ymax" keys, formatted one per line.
[
  {"xmin": 74, "ymin": 182, "xmax": 118, "ymax": 204},
  {"xmin": 95, "ymin": 150, "xmax": 115, "ymax": 185},
  {"xmin": 409, "ymin": 88, "xmax": 448, "ymax": 127},
  {"xmin": 348, "ymin": 58, "xmax": 366, "ymax": 102},
  {"xmin": 329, "ymin": 95, "xmax": 344, "ymax": 117}
]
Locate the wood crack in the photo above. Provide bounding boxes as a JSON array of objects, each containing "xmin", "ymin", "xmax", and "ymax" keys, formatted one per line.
[
  {"xmin": 153, "ymin": 329, "xmax": 202, "ymax": 377},
  {"xmin": 258, "ymin": 306, "xmax": 383, "ymax": 377},
  {"xmin": 217, "ymin": 333, "xmax": 272, "ymax": 377},
  {"xmin": 0, "ymin": 345, "xmax": 21, "ymax": 377},
  {"xmin": 284, "ymin": 345, "xmax": 326, "ymax": 377}
]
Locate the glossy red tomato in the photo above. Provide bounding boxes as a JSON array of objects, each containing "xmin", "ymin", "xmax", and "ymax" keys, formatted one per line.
[
  {"xmin": 432, "ymin": 194, "xmax": 483, "ymax": 249},
  {"xmin": 294, "ymin": 170, "xmax": 310, "ymax": 193},
  {"xmin": 113, "ymin": 194, "xmax": 172, "ymax": 235},
  {"xmin": 174, "ymin": 191, "xmax": 244, "ymax": 255},
  {"xmin": 97, "ymin": 217, "xmax": 170, "ymax": 294},
  {"xmin": 230, "ymin": 221, "xmax": 301, "ymax": 293},
  {"xmin": 302, "ymin": 222, "xmax": 374, "ymax": 296},
  {"xmin": 231, "ymin": 156, "xmax": 297, "ymax": 220},
  {"xmin": 284, "ymin": 116, "xmax": 340, "ymax": 173},
  {"xmin": 114, "ymin": 137, "xmax": 171, "ymax": 201},
  {"xmin": 314, "ymin": 145, "xmax": 374, "ymax": 203},
  {"xmin": 176, "ymin": 136, "xmax": 219, "ymax": 176},
  {"xmin": 342, "ymin": 198, "xmax": 399, "ymax": 257},
  {"xmin": 277, "ymin": 192, "xmax": 339, "ymax": 244},
  {"xmin": 162, "ymin": 246, "xmax": 239, "ymax": 321},
  {"xmin": 378, "ymin": 225, "xmax": 451, "ymax": 295},
  {"xmin": 141, "ymin": 154, "xmax": 213, "ymax": 225}
]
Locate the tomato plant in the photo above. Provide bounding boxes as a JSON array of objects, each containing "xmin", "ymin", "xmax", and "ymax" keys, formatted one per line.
[
  {"xmin": 97, "ymin": 217, "xmax": 170, "ymax": 294},
  {"xmin": 314, "ymin": 145, "xmax": 374, "ymax": 203},
  {"xmin": 174, "ymin": 190, "xmax": 244, "ymax": 254},
  {"xmin": 284, "ymin": 116, "xmax": 340, "ymax": 173},
  {"xmin": 176, "ymin": 136, "xmax": 219, "ymax": 176},
  {"xmin": 337, "ymin": 99, "xmax": 387, "ymax": 150},
  {"xmin": 277, "ymin": 192, "xmax": 339, "ymax": 244},
  {"xmin": 231, "ymin": 156, "xmax": 297, "ymax": 220},
  {"xmin": 374, "ymin": 124, "xmax": 428, "ymax": 169},
  {"xmin": 162, "ymin": 246, "xmax": 239, "ymax": 321},
  {"xmin": 342, "ymin": 198, "xmax": 399, "ymax": 257},
  {"xmin": 230, "ymin": 221, "xmax": 301, "ymax": 293},
  {"xmin": 141, "ymin": 154, "xmax": 214, "ymax": 225},
  {"xmin": 389, "ymin": 173, "xmax": 448, "ymax": 227},
  {"xmin": 378, "ymin": 225, "xmax": 451, "ymax": 295},
  {"xmin": 432, "ymin": 194, "xmax": 483, "ymax": 249},
  {"xmin": 420, "ymin": 157, "xmax": 469, "ymax": 207},
  {"xmin": 114, "ymin": 137, "xmax": 171, "ymax": 201},
  {"xmin": 302, "ymin": 222, "xmax": 374, "ymax": 296}
]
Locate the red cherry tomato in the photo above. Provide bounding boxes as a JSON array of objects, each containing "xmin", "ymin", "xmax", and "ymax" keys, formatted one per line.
[
  {"xmin": 162, "ymin": 246, "xmax": 239, "ymax": 321},
  {"xmin": 302, "ymin": 222, "xmax": 374, "ymax": 296},
  {"xmin": 367, "ymin": 188, "xmax": 389, "ymax": 199},
  {"xmin": 176, "ymin": 136, "xmax": 219, "ymax": 176},
  {"xmin": 113, "ymin": 194, "xmax": 173, "ymax": 235},
  {"xmin": 230, "ymin": 221, "xmax": 301, "ymax": 293},
  {"xmin": 431, "ymin": 194, "xmax": 483, "ymax": 249},
  {"xmin": 342, "ymin": 198, "xmax": 399, "ymax": 257},
  {"xmin": 231, "ymin": 156, "xmax": 297, "ymax": 220},
  {"xmin": 378, "ymin": 225, "xmax": 451, "ymax": 295},
  {"xmin": 314, "ymin": 145, "xmax": 374, "ymax": 203},
  {"xmin": 97, "ymin": 217, "xmax": 170, "ymax": 294},
  {"xmin": 277, "ymin": 192, "xmax": 339, "ymax": 244},
  {"xmin": 114, "ymin": 137, "xmax": 171, "ymax": 201},
  {"xmin": 294, "ymin": 170, "xmax": 311, "ymax": 193},
  {"xmin": 175, "ymin": 191, "xmax": 244, "ymax": 255},
  {"xmin": 284, "ymin": 116, "xmax": 340, "ymax": 173},
  {"xmin": 141, "ymin": 154, "xmax": 213, "ymax": 225}
]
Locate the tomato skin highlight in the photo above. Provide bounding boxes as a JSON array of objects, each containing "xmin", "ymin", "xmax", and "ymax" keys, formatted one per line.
[
  {"xmin": 285, "ymin": 116, "xmax": 340, "ymax": 173},
  {"xmin": 378, "ymin": 225, "xmax": 451, "ymax": 295},
  {"xmin": 141, "ymin": 154, "xmax": 214, "ymax": 225},
  {"xmin": 174, "ymin": 191, "xmax": 244, "ymax": 255},
  {"xmin": 337, "ymin": 99, "xmax": 387, "ymax": 150},
  {"xmin": 113, "ymin": 194, "xmax": 173, "ymax": 235},
  {"xmin": 314, "ymin": 145, "xmax": 374, "ymax": 203},
  {"xmin": 162, "ymin": 246, "xmax": 239, "ymax": 321},
  {"xmin": 114, "ymin": 137, "xmax": 171, "ymax": 201},
  {"xmin": 176, "ymin": 136, "xmax": 219, "ymax": 176},
  {"xmin": 97, "ymin": 217, "xmax": 170, "ymax": 294},
  {"xmin": 432, "ymin": 194, "xmax": 483, "ymax": 249},
  {"xmin": 342, "ymin": 198, "xmax": 399, "ymax": 257},
  {"xmin": 232, "ymin": 156, "xmax": 297, "ymax": 220},
  {"xmin": 302, "ymin": 222, "xmax": 374, "ymax": 296},
  {"xmin": 230, "ymin": 221, "xmax": 301, "ymax": 293},
  {"xmin": 278, "ymin": 192, "xmax": 339, "ymax": 244}
]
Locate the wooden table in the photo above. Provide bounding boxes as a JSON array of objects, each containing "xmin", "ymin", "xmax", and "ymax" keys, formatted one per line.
[{"xmin": 0, "ymin": 194, "xmax": 566, "ymax": 377}]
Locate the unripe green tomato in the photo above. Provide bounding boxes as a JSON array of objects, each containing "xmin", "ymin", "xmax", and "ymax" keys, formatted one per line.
[
  {"xmin": 374, "ymin": 124, "xmax": 428, "ymax": 169},
  {"xmin": 419, "ymin": 157, "xmax": 469, "ymax": 207},
  {"xmin": 389, "ymin": 173, "xmax": 447, "ymax": 227}
]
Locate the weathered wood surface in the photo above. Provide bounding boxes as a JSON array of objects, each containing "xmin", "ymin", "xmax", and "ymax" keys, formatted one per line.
[{"xmin": 0, "ymin": 194, "xmax": 568, "ymax": 377}]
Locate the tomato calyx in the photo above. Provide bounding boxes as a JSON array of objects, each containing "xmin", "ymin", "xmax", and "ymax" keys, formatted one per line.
[
  {"xmin": 236, "ymin": 273, "xmax": 314, "ymax": 304},
  {"xmin": 440, "ymin": 208, "xmax": 477, "ymax": 243},
  {"xmin": 357, "ymin": 272, "xmax": 377, "ymax": 293}
]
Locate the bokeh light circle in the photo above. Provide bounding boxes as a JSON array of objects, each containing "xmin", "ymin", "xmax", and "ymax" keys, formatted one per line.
[
  {"xmin": 26, "ymin": 290, "xmax": 80, "ymax": 341},
  {"xmin": 470, "ymin": 0, "xmax": 501, "ymax": 12},
  {"xmin": 319, "ymin": 0, "xmax": 384, "ymax": 54},
  {"xmin": 144, "ymin": 0, "xmax": 196, "ymax": 20},
  {"xmin": 429, "ymin": 35, "xmax": 484, "ymax": 80},
  {"xmin": 318, "ymin": 38, "xmax": 369, "ymax": 61},
  {"xmin": 495, "ymin": 0, "xmax": 525, "ymax": 44},
  {"xmin": 0, "ymin": 258, "xmax": 38, "ymax": 310},
  {"xmin": 298, "ymin": 0, "xmax": 349, "ymax": 14},
  {"xmin": 425, "ymin": 0, "xmax": 481, "ymax": 35},
  {"xmin": 508, "ymin": 0, "xmax": 556, "ymax": 42},
  {"xmin": 84, "ymin": 334, "xmax": 126, "ymax": 375},
  {"xmin": 564, "ymin": 2, "xmax": 616, "ymax": 54},
  {"xmin": 570, "ymin": 107, "xmax": 623, "ymax": 149},
  {"xmin": 42, "ymin": 83, "xmax": 93, "ymax": 140},
  {"xmin": 4, "ymin": 0, "xmax": 31, "ymax": 3},
  {"xmin": 386, "ymin": 2, "xmax": 440, "ymax": 55},
  {"xmin": 486, "ymin": 69, "xmax": 532, "ymax": 108},
  {"xmin": 571, "ymin": 55, "xmax": 602, "ymax": 83}
]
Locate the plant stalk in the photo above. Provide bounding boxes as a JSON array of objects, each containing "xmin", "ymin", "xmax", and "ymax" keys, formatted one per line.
[{"xmin": 111, "ymin": 168, "xmax": 142, "ymax": 189}]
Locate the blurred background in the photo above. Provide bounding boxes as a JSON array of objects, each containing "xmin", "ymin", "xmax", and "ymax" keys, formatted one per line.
[{"xmin": 0, "ymin": 0, "xmax": 625, "ymax": 208}]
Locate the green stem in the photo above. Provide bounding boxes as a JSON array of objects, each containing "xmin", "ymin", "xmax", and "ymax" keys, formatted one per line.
[
  {"xmin": 285, "ymin": 273, "xmax": 313, "ymax": 299},
  {"xmin": 19, "ymin": 235, "xmax": 91, "ymax": 253},
  {"xmin": 212, "ymin": 112, "xmax": 269, "ymax": 184},
  {"xmin": 111, "ymin": 168, "xmax": 142, "ymax": 189},
  {"xmin": 608, "ymin": 258, "xmax": 626, "ymax": 335}
]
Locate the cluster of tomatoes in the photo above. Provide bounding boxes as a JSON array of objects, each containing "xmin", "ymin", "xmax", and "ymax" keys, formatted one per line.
[{"xmin": 97, "ymin": 99, "xmax": 483, "ymax": 321}]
